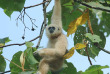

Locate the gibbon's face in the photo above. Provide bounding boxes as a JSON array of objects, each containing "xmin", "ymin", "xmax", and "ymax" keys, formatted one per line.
[{"xmin": 46, "ymin": 24, "xmax": 62, "ymax": 38}]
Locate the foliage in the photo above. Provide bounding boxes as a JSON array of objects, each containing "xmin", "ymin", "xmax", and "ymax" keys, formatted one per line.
[
  {"xmin": 0, "ymin": 55, "xmax": 6, "ymax": 72},
  {"xmin": 0, "ymin": 0, "xmax": 25, "ymax": 17},
  {"xmin": 0, "ymin": 0, "xmax": 110, "ymax": 74},
  {"xmin": 63, "ymin": 43, "xmax": 86, "ymax": 59}
]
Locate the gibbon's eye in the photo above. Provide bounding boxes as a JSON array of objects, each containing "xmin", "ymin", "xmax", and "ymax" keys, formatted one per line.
[{"xmin": 48, "ymin": 27, "xmax": 55, "ymax": 33}]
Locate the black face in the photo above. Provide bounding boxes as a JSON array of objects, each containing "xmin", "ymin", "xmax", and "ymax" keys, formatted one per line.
[{"xmin": 48, "ymin": 27, "xmax": 55, "ymax": 33}]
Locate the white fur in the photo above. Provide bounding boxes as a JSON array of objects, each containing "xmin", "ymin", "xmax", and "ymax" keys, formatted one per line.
[{"xmin": 35, "ymin": 0, "xmax": 68, "ymax": 74}]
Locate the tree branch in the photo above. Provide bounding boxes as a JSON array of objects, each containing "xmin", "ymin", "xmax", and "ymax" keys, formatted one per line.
[
  {"xmin": 85, "ymin": 44, "xmax": 93, "ymax": 65},
  {"xmin": 24, "ymin": 0, "xmax": 50, "ymax": 9},
  {"xmin": 0, "ymin": 70, "xmax": 10, "ymax": 74},
  {"xmin": 74, "ymin": 0, "xmax": 110, "ymax": 12},
  {"xmin": 36, "ymin": 0, "xmax": 51, "ymax": 48},
  {"xmin": 0, "ymin": 36, "xmax": 41, "ymax": 48},
  {"xmin": 94, "ymin": 43, "xmax": 110, "ymax": 54}
]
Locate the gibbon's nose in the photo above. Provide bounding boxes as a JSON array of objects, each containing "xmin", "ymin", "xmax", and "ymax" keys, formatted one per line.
[{"xmin": 48, "ymin": 27, "xmax": 55, "ymax": 33}]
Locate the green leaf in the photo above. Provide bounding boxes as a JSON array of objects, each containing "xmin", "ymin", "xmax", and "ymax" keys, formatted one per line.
[
  {"xmin": 0, "ymin": 37, "xmax": 11, "ymax": 52},
  {"xmin": 0, "ymin": 37, "xmax": 11, "ymax": 44},
  {"xmin": 4, "ymin": 37, "xmax": 11, "ymax": 43},
  {"xmin": 10, "ymin": 51, "xmax": 31, "ymax": 73},
  {"xmin": 83, "ymin": 65, "xmax": 109, "ymax": 74},
  {"xmin": 99, "ymin": 12, "xmax": 110, "ymax": 37},
  {"xmin": 86, "ymin": 2, "xmax": 110, "ymax": 10},
  {"xmin": 60, "ymin": 60, "xmax": 77, "ymax": 74},
  {"xmin": 83, "ymin": 70, "xmax": 103, "ymax": 74},
  {"xmin": 25, "ymin": 42, "xmax": 34, "ymax": 47},
  {"xmin": 0, "ymin": 55, "xmax": 6, "ymax": 72},
  {"xmin": 74, "ymin": 11, "xmax": 106, "ymax": 59},
  {"xmin": 4, "ymin": 9, "xmax": 13, "ymax": 17},
  {"xmin": 85, "ymin": 33, "xmax": 102, "ymax": 43},
  {"xmin": 0, "ymin": 0, "xmax": 25, "ymax": 17},
  {"xmin": 47, "ymin": 0, "xmax": 82, "ymax": 31},
  {"xmin": 25, "ymin": 48, "xmax": 38, "ymax": 65},
  {"xmin": 63, "ymin": 1, "xmax": 73, "ymax": 11},
  {"xmin": 62, "ymin": 7, "xmax": 82, "ymax": 31}
]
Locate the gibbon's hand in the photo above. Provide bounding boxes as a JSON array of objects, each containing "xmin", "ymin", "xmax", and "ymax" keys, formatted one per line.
[{"xmin": 36, "ymin": 50, "xmax": 45, "ymax": 57}]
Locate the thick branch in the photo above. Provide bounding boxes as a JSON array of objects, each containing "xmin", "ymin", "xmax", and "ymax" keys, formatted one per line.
[
  {"xmin": 75, "ymin": 0, "xmax": 110, "ymax": 12},
  {"xmin": 0, "ymin": 36, "xmax": 41, "ymax": 48}
]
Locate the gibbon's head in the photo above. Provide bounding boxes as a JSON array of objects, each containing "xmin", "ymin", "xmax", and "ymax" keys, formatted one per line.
[{"xmin": 46, "ymin": 24, "xmax": 62, "ymax": 38}]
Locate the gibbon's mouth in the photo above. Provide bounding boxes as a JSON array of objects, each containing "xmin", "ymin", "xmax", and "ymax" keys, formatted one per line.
[{"xmin": 50, "ymin": 30, "xmax": 54, "ymax": 33}]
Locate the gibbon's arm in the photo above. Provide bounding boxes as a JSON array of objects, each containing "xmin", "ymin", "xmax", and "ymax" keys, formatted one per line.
[{"xmin": 51, "ymin": 0, "xmax": 62, "ymax": 28}]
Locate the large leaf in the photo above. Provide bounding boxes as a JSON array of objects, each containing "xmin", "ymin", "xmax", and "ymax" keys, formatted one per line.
[
  {"xmin": 74, "ymin": 26, "xmax": 105, "ymax": 59},
  {"xmin": 0, "ymin": 55, "xmax": 6, "ymax": 72},
  {"xmin": 25, "ymin": 47, "xmax": 38, "ymax": 65},
  {"xmin": 62, "ymin": 8, "xmax": 82, "ymax": 32},
  {"xmin": 0, "ymin": 0, "xmax": 25, "ymax": 17},
  {"xmin": 99, "ymin": 12, "xmax": 110, "ymax": 37},
  {"xmin": 67, "ymin": 11, "xmax": 89, "ymax": 36},
  {"xmin": 60, "ymin": 61, "xmax": 77, "ymax": 74},
  {"xmin": 74, "ymin": 11, "xmax": 106, "ymax": 59},
  {"xmin": 10, "ymin": 51, "xmax": 31, "ymax": 73},
  {"xmin": 83, "ymin": 65, "xmax": 109, "ymax": 74}
]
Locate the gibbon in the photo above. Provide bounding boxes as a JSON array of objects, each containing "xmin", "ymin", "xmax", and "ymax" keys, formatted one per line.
[{"xmin": 34, "ymin": 0, "xmax": 68, "ymax": 74}]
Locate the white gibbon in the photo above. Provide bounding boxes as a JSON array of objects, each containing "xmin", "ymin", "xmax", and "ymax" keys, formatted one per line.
[{"xmin": 34, "ymin": 0, "xmax": 68, "ymax": 74}]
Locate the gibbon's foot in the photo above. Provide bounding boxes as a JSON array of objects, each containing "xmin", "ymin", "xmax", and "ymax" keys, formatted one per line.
[{"xmin": 36, "ymin": 71, "xmax": 41, "ymax": 74}]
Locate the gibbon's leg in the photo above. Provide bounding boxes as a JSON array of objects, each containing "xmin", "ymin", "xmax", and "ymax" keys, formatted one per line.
[
  {"xmin": 37, "ymin": 59, "xmax": 49, "ymax": 74},
  {"xmin": 51, "ymin": 0, "xmax": 62, "ymax": 28}
]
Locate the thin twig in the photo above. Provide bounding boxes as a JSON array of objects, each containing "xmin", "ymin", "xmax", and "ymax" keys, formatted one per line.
[
  {"xmin": 98, "ymin": 47, "xmax": 110, "ymax": 54},
  {"xmin": 0, "ymin": 36, "xmax": 41, "ymax": 48},
  {"xmin": 74, "ymin": 0, "xmax": 110, "ymax": 12},
  {"xmin": 87, "ymin": 10, "xmax": 94, "ymax": 35},
  {"xmin": 24, "ymin": 0, "xmax": 49, "ymax": 9},
  {"xmin": 85, "ymin": 44, "xmax": 92, "ymax": 65},
  {"xmin": 43, "ymin": 0, "xmax": 51, "ymax": 10},
  {"xmin": 94, "ymin": 43, "xmax": 110, "ymax": 54}
]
